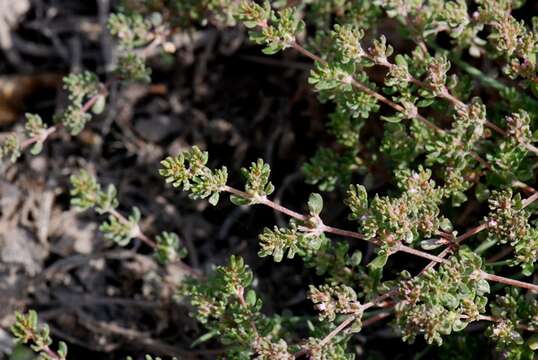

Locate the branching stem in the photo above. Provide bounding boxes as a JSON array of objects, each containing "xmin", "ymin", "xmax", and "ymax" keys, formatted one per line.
[{"xmin": 219, "ymin": 185, "xmax": 538, "ymax": 293}]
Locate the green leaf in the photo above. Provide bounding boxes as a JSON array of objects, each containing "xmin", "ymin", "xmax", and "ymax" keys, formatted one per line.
[
  {"xmin": 209, "ymin": 192, "xmax": 220, "ymax": 206},
  {"xmin": 29, "ymin": 310, "xmax": 38, "ymax": 329},
  {"xmin": 91, "ymin": 94, "xmax": 106, "ymax": 114},
  {"xmin": 395, "ymin": 54, "xmax": 407, "ymax": 66},
  {"xmin": 368, "ymin": 252, "xmax": 388, "ymax": 270},
  {"xmin": 349, "ymin": 318, "xmax": 363, "ymax": 333},
  {"xmin": 230, "ymin": 195, "xmax": 250, "ymax": 206},
  {"xmin": 245, "ymin": 289, "xmax": 257, "ymax": 306},
  {"xmin": 58, "ymin": 341, "xmax": 68, "ymax": 358},
  {"xmin": 451, "ymin": 191, "xmax": 468, "ymax": 207},
  {"xmin": 441, "ymin": 292, "xmax": 459, "ymax": 309},
  {"xmin": 30, "ymin": 142, "xmax": 43, "ymax": 155},
  {"xmin": 381, "ymin": 114, "xmax": 403, "ymax": 123},
  {"xmin": 476, "ymin": 279, "xmax": 490, "ymax": 295},
  {"xmin": 452, "ymin": 319, "xmax": 468, "ymax": 332},
  {"xmin": 262, "ymin": 44, "xmax": 281, "ymax": 55},
  {"xmin": 522, "ymin": 263, "xmax": 534, "ymax": 276},
  {"xmin": 475, "ymin": 183, "xmax": 490, "ymax": 202},
  {"xmin": 528, "ymin": 335, "xmax": 538, "ymax": 350},
  {"xmin": 420, "ymin": 238, "xmax": 443, "ymax": 250},
  {"xmin": 349, "ymin": 250, "xmax": 363, "ymax": 266},
  {"xmin": 417, "ymin": 99, "xmax": 434, "ymax": 107},
  {"xmin": 440, "ymin": 218, "xmax": 453, "ymax": 232},
  {"xmin": 308, "ymin": 193, "xmax": 323, "ymax": 216},
  {"xmin": 191, "ymin": 330, "xmax": 218, "ymax": 348}
]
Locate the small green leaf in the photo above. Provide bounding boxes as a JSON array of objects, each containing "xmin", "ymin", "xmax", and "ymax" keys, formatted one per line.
[
  {"xmin": 308, "ymin": 193, "xmax": 323, "ymax": 216},
  {"xmin": 58, "ymin": 341, "xmax": 68, "ymax": 358},
  {"xmin": 262, "ymin": 44, "xmax": 281, "ymax": 55},
  {"xmin": 191, "ymin": 330, "xmax": 218, "ymax": 348},
  {"xmin": 527, "ymin": 334, "xmax": 538, "ymax": 350},
  {"xmin": 475, "ymin": 183, "xmax": 490, "ymax": 202},
  {"xmin": 230, "ymin": 195, "xmax": 250, "ymax": 206},
  {"xmin": 349, "ymin": 250, "xmax": 363, "ymax": 266},
  {"xmin": 30, "ymin": 142, "xmax": 43, "ymax": 155},
  {"xmin": 91, "ymin": 94, "xmax": 106, "ymax": 114},
  {"xmin": 245, "ymin": 289, "xmax": 257, "ymax": 306},
  {"xmin": 451, "ymin": 191, "xmax": 468, "ymax": 207},
  {"xmin": 208, "ymin": 192, "xmax": 220, "ymax": 206},
  {"xmin": 476, "ymin": 279, "xmax": 490, "ymax": 295},
  {"xmin": 452, "ymin": 319, "xmax": 468, "ymax": 332},
  {"xmin": 522, "ymin": 263, "xmax": 534, "ymax": 276},
  {"xmin": 381, "ymin": 114, "xmax": 403, "ymax": 123},
  {"xmin": 395, "ymin": 54, "xmax": 407, "ymax": 66},
  {"xmin": 440, "ymin": 218, "xmax": 453, "ymax": 232},
  {"xmin": 441, "ymin": 292, "xmax": 458, "ymax": 309},
  {"xmin": 368, "ymin": 252, "xmax": 388, "ymax": 270},
  {"xmin": 29, "ymin": 310, "xmax": 38, "ymax": 329},
  {"xmin": 417, "ymin": 98, "xmax": 434, "ymax": 107},
  {"xmin": 349, "ymin": 318, "xmax": 363, "ymax": 333},
  {"xmin": 420, "ymin": 238, "xmax": 443, "ymax": 250}
]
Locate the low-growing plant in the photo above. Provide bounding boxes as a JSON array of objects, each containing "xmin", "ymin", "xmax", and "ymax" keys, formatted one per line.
[{"xmin": 5, "ymin": 0, "xmax": 538, "ymax": 359}]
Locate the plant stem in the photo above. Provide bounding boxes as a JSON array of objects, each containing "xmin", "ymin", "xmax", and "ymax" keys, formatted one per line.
[
  {"xmin": 363, "ymin": 47, "xmax": 538, "ymax": 156},
  {"xmin": 220, "ymin": 186, "xmax": 538, "ymax": 293},
  {"xmin": 456, "ymin": 222, "xmax": 489, "ymax": 243},
  {"xmin": 291, "ymin": 43, "xmax": 442, "ymax": 134},
  {"xmin": 513, "ymin": 180, "xmax": 538, "ymax": 195},
  {"xmin": 522, "ymin": 191, "xmax": 538, "ymax": 208},
  {"xmin": 486, "ymin": 260, "xmax": 511, "ymax": 267},
  {"xmin": 20, "ymin": 82, "xmax": 110, "ymax": 152},
  {"xmin": 422, "ymin": 186, "xmax": 538, "ymax": 273},
  {"xmin": 361, "ymin": 311, "xmax": 392, "ymax": 327},
  {"xmin": 476, "ymin": 315, "xmax": 538, "ymax": 332},
  {"xmin": 318, "ymin": 316, "xmax": 355, "ymax": 347},
  {"xmin": 479, "ymin": 272, "xmax": 537, "ymax": 291},
  {"xmin": 41, "ymin": 346, "xmax": 63, "ymax": 360},
  {"xmin": 236, "ymin": 286, "xmax": 260, "ymax": 338},
  {"xmin": 447, "ymin": 54, "xmax": 538, "ymax": 113},
  {"xmin": 474, "ymin": 238, "xmax": 497, "ymax": 255},
  {"xmin": 486, "ymin": 246, "xmax": 515, "ymax": 263},
  {"xmin": 107, "ymin": 208, "xmax": 155, "ymax": 248},
  {"xmin": 25, "ymin": 328, "xmax": 63, "ymax": 360},
  {"xmin": 108, "ymin": 207, "xmax": 201, "ymax": 278},
  {"xmin": 289, "ymin": 42, "xmax": 494, "ymax": 167},
  {"xmin": 20, "ymin": 126, "xmax": 58, "ymax": 150},
  {"xmin": 224, "ymin": 185, "xmax": 307, "ymax": 221}
]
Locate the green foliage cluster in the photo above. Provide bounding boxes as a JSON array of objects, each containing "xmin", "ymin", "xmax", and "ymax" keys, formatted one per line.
[
  {"xmin": 486, "ymin": 190, "xmax": 538, "ymax": 275},
  {"xmin": 11, "ymin": 310, "xmax": 67, "ymax": 360},
  {"xmin": 257, "ymin": 219, "xmax": 325, "ymax": 262},
  {"xmin": 8, "ymin": 0, "xmax": 538, "ymax": 359},
  {"xmin": 346, "ymin": 167, "xmax": 448, "ymax": 248},
  {"xmin": 159, "ymin": 146, "xmax": 228, "ymax": 205},
  {"xmin": 308, "ymin": 284, "xmax": 363, "ymax": 327},
  {"xmin": 107, "ymin": 11, "xmax": 154, "ymax": 82},
  {"xmin": 180, "ymin": 256, "xmax": 295, "ymax": 359},
  {"xmin": 393, "ymin": 249, "xmax": 489, "ymax": 346},
  {"xmin": 230, "ymin": 159, "xmax": 275, "ymax": 205},
  {"xmin": 0, "ymin": 5, "xmax": 173, "ymax": 166},
  {"xmin": 70, "ymin": 170, "xmax": 187, "ymax": 262},
  {"xmin": 487, "ymin": 288, "xmax": 538, "ymax": 359},
  {"xmin": 0, "ymin": 72, "xmax": 104, "ymax": 165},
  {"xmin": 61, "ymin": 72, "xmax": 103, "ymax": 135}
]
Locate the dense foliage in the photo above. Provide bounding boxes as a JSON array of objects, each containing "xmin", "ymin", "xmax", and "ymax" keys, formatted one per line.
[{"xmin": 5, "ymin": 0, "xmax": 538, "ymax": 359}]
